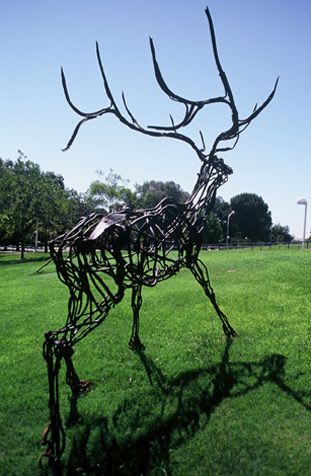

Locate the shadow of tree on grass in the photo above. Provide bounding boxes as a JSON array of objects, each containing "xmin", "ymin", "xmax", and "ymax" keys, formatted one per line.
[
  {"xmin": 63, "ymin": 339, "xmax": 310, "ymax": 475},
  {"xmin": 0, "ymin": 255, "xmax": 50, "ymax": 266}
]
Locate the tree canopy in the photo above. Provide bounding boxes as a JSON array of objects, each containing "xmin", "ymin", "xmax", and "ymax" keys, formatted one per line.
[
  {"xmin": 135, "ymin": 180, "xmax": 189, "ymax": 209},
  {"xmin": 229, "ymin": 193, "xmax": 272, "ymax": 242},
  {"xmin": 0, "ymin": 153, "xmax": 84, "ymax": 257},
  {"xmin": 271, "ymin": 224, "xmax": 293, "ymax": 243},
  {"xmin": 85, "ymin": 169, "xmax": 137, "ymax": 212},
  {"xmin": 86, "ymin": 173, "xmax": 190, "ymax": 212}
]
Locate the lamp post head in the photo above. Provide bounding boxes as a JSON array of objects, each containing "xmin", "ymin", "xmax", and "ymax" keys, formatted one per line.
[
  {"xmin": 297, "ymin": 198, "xmax": 307, "ymax": 205},
  {"xmin": 297, "ymin": 197, "xmax": 307, "ymax": 247}
]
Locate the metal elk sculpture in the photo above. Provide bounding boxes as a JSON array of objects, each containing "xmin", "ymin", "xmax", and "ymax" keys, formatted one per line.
[{"xmin": 41, "ymin": 6, "xmax": 278, "ymax": 465}]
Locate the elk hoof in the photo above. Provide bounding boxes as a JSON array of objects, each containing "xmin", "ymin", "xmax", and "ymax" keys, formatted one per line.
[{"xmin": 79, "ymin": 380, "xmax": 91, "ymax": 392}]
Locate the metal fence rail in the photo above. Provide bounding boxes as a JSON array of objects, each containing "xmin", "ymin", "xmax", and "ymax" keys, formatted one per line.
[
  {"xmin": 0, "ymin": 241, "xmax": 309, "ymax": 254},
  {"xmin": 202, "ymin": 241, "xmax": 310, "ymax": 251}
]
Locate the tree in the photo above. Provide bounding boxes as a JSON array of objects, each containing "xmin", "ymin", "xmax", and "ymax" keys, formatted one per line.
[
  {"xmin": 271, "ymin": 224, "xmax": 293, "ymax": 243},
  {"xmin": 230, "ymin": 193, "xmax": 272, "ymax": 242},
  {"xmin": 203, "ymin": 212, "xmax": 223, "ymax": 243},
  {"xmin": 212, "ymin": 197, "xmax": 231, "ymax": 241},
  {"xmin": 0, "ymin": 153, "xmax": 84, "ymax": 257},
  {"xmin": 86, "ymin": 169, "xmax": 137, "ymax": 212},
  {"xmin": 32, "ymin": 173, "xmax": 72, "ymax": 251},
  {"xmin": 65, "ymin": 189, "xmax": 92, "ymax": 222},
  {"xmin": 0, "ymin": 160, "xmax": 16, "ymax": 243},
  {"xmin": 135, "ymin": 180, "xmax": 189, "ymax": 208},
  {"xmin": 85, "ymin": 172, "xmax": 190, "ymax": 213},
  {"xmin": 0, "ymin": 154, "xmax": 44, "ymax": 258}
]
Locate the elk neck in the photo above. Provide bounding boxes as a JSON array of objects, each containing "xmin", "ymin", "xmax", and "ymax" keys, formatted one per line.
[{"xmin": 185, "ymin": 159, "xmax": 230, "ymax": 221}]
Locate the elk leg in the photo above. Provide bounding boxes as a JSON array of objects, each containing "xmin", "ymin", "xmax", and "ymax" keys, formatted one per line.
[
  {"xmin": 129, "ymin": 284, "xmax": 145, "ymax": 350},
  {"xmin": 40, "ymin": 337, "xmax": 66, "ymax": 467},
  {"xmin": 190, "ymin": 259, "xmax": 237, "ymax": 337},
  {"xmin": 63, "ymin": 345, "xmax": 87, "ymax": 426}
]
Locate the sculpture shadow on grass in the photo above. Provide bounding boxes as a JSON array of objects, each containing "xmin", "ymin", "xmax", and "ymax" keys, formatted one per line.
[{"xmin": 63, "ymin": 339, "xmax": 310, "ymax": 475}]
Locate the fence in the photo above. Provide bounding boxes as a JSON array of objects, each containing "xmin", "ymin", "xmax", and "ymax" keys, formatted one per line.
[
  {"xmin": 0, "ymin": 244, "xmax": 46, "ymax": 253},
  {"xmin": 202, "ymin": 241, "xmax": 310, "ymax": 251},
  {"xmin": 1, "ymin": 241, "xmax": 310, "ymax": 255}
]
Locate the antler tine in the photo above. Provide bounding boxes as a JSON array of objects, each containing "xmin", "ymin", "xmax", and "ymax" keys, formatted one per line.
[
  {"xmin": 95, "ymin": 41, "xmax": 119, "ymax": 110},
  {"xmin": 199, "ymin": 130, "xmax": 206, "ymax": 152},
  {"xmin": 205, "ymin": 6, "xmax": 279, "ymax": 158},
  {"xmin": 148, "ymin": 37, "xmax": 202, "ymax": 131},
  {"xmin": 61, "ymin": 67, "xmax": 113, "ymax": 119},
  {"xmin": 204, "ymin": 7, "xmax": 238, "ymax": 118},
  {"xmin": 149, "ymin": 37, "xmax": 193, "ymax": 107},
  {"xmin": 61, "ymin": 43, "xmax": 121, "ymax": 151},
  {"xmin": 121, "ymin": 92, "xmax": 143, "ymax": 129},
  {"xmin": 239, "ymin": 77, "xmax": 279, "ymax": 126},
  {"xmin": 215, "ymin": 78, "xmax": 279, "ymax": 153},
  {"xmin": 62, "ymin": 42, "xmax": 144, "ymax": 150},
  {"xmin": 211, "ymin": 78, "xmax": 279, "ymax": 157},
  {"xmin": 169, "ymin": 114, "xmax": 178, "ymax": 133},
  {"xmin": 61, "ymin": 64, "xmax": 115, "ymax": 151},
  {"xmin": 62, "ymin": 117, "xmax": 91, "ymax": 152},
  {"xmin": 204, "ymin": 5, "xmax": 240, "ymax": 157}
]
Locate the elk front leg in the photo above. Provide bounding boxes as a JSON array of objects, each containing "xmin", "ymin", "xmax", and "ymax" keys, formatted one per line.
[
  {"xmin": 63, "ymin": 344, "xmax": 88, "ymax": 426},
  {"xmin": 40, "ymin": 337, "xmax": 66, "ymax": 467},
  {"xmin": 129, "ymin": 284, "xmax": 145, "ymax": 350},
  {"xmin": 190, "ymin": 258, "xmax": 237, "ymax": 338}
]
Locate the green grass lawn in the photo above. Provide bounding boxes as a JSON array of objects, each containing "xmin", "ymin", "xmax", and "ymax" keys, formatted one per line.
[{"xmin": 0, "ymin": 249, "xmax": 310, "ymax": 475}]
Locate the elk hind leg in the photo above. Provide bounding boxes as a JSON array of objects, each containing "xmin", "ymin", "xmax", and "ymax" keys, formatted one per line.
[
  {"xmin": 190, "ymin": 259, "xmax": 237, "ymax": 338},
  {"xmin": 129, "ymin": 284, "xmax": 145, "ymax": 350}
]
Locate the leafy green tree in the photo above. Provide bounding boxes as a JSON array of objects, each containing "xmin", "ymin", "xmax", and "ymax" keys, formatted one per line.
[
  {"xmin": 86, "ymin": 172, "xmax": 189, "ymax": 213},
  {"xmin": 86, "ymin": 169, "xmax": 136, "ymax": 212},
  {"xmin": 65, "ymin": 189, "xmax": 92, "ymax": 221},
  {"xmin": 212, "ymin": 197, "xmax": 231, "ymax": 240},
  {"xmin": 0, "ymin": 153, "xmax": 84, "ymax": 257},
  {"xmin": 230, "ymin": 193, "xmax": 272, "ymax": 242},
  {"xmin": 271, "ymin": 224, "xmax": 293, "ymax": 243},
  {"xmin": 203, "ymin": 212, "xmax": 223, "ymax": 243},
  {"xmin": 0, "ymin": 154, "xmax": 44, "ymax": 258},
  {"xmin": 33, "ymin": 173, "xmax": 69, "ymax": 251},
  {"xmin": 0, "ymin": 159, "xmax": 16, "ymax": 243},
  {"xmin": 135, "ymin": 180, "xmax": 189, "ymax": 208}
]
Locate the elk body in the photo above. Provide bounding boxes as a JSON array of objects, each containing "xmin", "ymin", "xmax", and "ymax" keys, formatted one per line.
[{"xmin": 41, "ymin": 7, "xmax": 277, "ymax": 465}]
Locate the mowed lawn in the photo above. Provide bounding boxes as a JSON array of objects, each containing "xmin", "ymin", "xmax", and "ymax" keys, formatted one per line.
[{"xmin": 0, "ymin": 249, "xmax": 310, "ymax": 475}]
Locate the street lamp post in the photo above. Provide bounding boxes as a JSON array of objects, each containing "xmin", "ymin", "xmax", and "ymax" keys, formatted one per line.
[
  {"xmin": 226, "ymin": 210, "xmax": 235, "ymax": 248},
  {"xmin": 297, "ymin": 198, "xmax": 307, "ymax": 248},
  {"xmin": 34, "ymin": 230, "xmax": 38, "ymax": 252}
]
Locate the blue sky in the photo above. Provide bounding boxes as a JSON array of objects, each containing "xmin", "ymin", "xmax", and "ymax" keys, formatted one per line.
[{"xmin": 0, "ymin": 0, "xmax": 310, "ymax": 238}]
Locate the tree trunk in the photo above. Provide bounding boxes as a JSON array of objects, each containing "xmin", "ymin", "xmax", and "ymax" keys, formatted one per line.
[{"xmin": 20, "ymin": 239, "xmax": 25, "ymax": 260}]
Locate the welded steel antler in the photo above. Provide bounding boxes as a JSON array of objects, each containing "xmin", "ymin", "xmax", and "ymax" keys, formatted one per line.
[
  {"xmin": 62, "ymin": 8, "xmax": 278, "ymax": 164},
  {"xmin": 41, "ymin": 6, "xmax": 278, "ymax": 466}
]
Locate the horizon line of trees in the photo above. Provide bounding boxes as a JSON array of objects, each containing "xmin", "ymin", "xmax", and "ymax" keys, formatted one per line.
[{"xmin": 0, "ymin": 154, "xmax": 293, "ymax": 258}]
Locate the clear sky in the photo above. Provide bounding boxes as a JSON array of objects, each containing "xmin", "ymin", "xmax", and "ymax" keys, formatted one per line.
[{"xmin": 0, "ymin": 0, "xmax": 310, "ymax": 238}]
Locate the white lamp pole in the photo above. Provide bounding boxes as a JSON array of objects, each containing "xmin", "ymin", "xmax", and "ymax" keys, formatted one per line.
[
  {"xmin": 226, "ymin": 210, "xmax": 235, "ymax": 247},
  {"xmin": 297, "ymin": 198, "xmax": 307, "ymax": 248}
]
